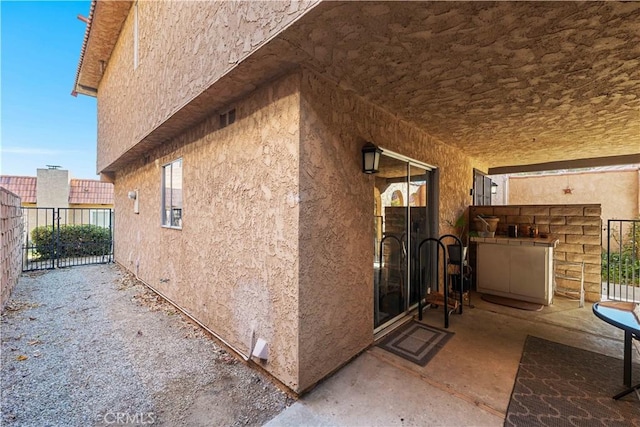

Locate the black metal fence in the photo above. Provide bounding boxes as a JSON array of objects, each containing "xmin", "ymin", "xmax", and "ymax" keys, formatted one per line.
[
  {"xmin": 22, "ymin": 208, "xmax": 114, "ymax": 271},
  {"xmin": 604, "ymin": 219, "xmax": 639, "ymax": 302}
]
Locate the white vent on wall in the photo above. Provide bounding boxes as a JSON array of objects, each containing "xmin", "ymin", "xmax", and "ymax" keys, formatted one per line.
[{"xmin": 251, "ymin": 338, "xmax": 268, "ymax": 361}]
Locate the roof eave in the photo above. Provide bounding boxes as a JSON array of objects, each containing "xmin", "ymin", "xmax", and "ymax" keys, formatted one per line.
[{"xmin": 72, "ymin": 0, "xmax": 133, "ymax": 98}]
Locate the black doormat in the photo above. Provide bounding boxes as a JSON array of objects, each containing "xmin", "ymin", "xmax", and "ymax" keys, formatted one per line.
[
  {"xmin": 505, "ymin": 336, "xmax": 640, "ymax": 427},
  {"xmin": 376, "ymin": 321, "xmax": 453, "ymax": 366}
]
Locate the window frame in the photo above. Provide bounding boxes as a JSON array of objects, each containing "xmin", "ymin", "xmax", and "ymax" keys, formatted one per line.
[
  {"xmin": 473, "ymin": 169, "xmax": 493, "ymax": 206},
  {"xmin": 89, "ymin": 208, "xmax": 111, "ymax": 228},
  {"xmin": 161, "ymin": 158, "xmax": 183, "ymax": 229}
]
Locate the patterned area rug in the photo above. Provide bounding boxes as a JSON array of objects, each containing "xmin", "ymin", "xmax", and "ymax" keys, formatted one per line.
[
  {"xmin": 376, "ymin": 321, "xmax": 453, "ymax": 366},
  {"xmin": 505, "ymin": 336, "xmax": 640, "ymax": 427}
]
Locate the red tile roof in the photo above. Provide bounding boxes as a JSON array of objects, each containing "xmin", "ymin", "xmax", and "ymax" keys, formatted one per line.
[
  {"xmin": 0, "ymin": 176, "xmax": 113, "ymax": 205},
  {"xmin": 69, "ymin": 179, "xmax": 113, "ymax": 205},
  {"xmin": 0, "ymin": 176, "xmax": 37, "ymax": 203},
  {"xmin": 72, "ymin": 0, "xmax": 96, "ymax": 96}
]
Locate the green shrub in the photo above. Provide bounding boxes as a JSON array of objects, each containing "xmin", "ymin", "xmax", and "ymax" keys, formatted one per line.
[
  {"xmin": 31, "ymin": 224, "xmax": 112, "ymax": 260},
  {"xmin": 602, "ymin": 219, "xmax": 640, "ymax": 285},
  {"xmin": 602, "ymin": 252, "xmax": 640, "ymax": 285},
  {"xmin": 31, "ymin": 226, "xmax": 55, "ymax": 259}
]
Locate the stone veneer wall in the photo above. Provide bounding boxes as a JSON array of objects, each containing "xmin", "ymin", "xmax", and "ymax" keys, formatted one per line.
[
  {"xmin": 470, "ymin": 204, "xmax": 602, "ymax": 302},
  {"xmin": 1, "ymin": 188, "xmax": 23, "ymax": 312}
]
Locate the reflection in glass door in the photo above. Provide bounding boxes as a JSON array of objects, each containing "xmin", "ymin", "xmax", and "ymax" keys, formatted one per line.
[
  {"xmin": 409, "ymin": 164, "xmax": 430, "ymax": 307},
  {"xmin": 374, "ymin": 153, "xmax": 433, "ymax": 330}
]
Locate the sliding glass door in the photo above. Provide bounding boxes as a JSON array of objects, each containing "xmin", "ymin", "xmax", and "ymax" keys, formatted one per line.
[{"xmin": 373, "ymin": 152, "xmax": 435, "ymax": 330}]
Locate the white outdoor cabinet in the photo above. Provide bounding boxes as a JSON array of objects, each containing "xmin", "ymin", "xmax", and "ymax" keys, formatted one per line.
[{"xmin": 473, "ymin": 237, "xmax": 559, "ymax": 305}]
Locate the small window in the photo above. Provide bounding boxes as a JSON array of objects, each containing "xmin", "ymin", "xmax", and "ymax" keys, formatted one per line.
[
  {"xmin": 90, "ymin": 209, "xmax": 111, "ymax": 228},
  {"xmin": 473, "ymin": 169, "xmax": 493, "ymax": 206},
  {"xmin": 162, "ymin": 159, "xmax": 183, "ymax": 228}
]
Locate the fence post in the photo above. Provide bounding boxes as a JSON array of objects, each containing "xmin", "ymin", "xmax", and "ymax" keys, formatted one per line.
[{"xmin": 55, "ymin": 209, "xmax": 60, "ymax": 269}]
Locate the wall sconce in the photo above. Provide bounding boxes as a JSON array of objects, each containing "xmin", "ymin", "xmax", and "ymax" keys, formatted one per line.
[
  {"xmin": 362, "ymin": 142, "xmax": 382, "ymax": 174},
  {"xmin": 491, "ymin": 182, "xmax": 498, "ymax": 194},
  {"xmin": 128, "ymin": 190, "xmax": 139, "ymax": 214}
]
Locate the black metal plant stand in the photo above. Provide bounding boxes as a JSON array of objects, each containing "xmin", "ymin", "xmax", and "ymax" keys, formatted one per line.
[
  {"xmin": 417, "ymin": 237, "xmax": 452, "ymax": 328},
  {"xmin": 439, "ymin": 234, "xmax": 466, "ymax": 314}
]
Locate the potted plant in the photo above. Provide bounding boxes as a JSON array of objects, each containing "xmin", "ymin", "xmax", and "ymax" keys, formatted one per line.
[
  {"xmin": 472, "ymin": 214, "xmax": 500, "ymax": 237},
  {"xmin": 446, "ymin": 212, "xmax": 468, "ymax": 265}
]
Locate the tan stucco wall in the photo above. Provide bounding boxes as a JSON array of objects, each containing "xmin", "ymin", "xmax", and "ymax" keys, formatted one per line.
[
  {"xmin": 296, "ymin": 74, "xmax": 373, "ymax": 390},
  {"xmin": 296, "ymin": 70, "xmax": 480, "ymax": 390},
  {"xmin": 108, "ymin": 67, "xmax": 480, "ymax": 393},
  {"xmin": 113, "ymin": 73, "xmax": 302, "ymax": 390},
  {"xmin": 82, "ymin": 0, "xmax": 638, "ymax": 393},
  {"xmin": 97, "ymin": 0, "xmax": 318, "ymax": 172},
  {"xmin": 508, "ymin": 168, "xmax": 640, "ymax": 239}
]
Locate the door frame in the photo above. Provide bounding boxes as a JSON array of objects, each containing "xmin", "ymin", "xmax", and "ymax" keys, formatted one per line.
[{"xmin": 373, "ymin": 149, "xmax": 439, "ymax": 333}]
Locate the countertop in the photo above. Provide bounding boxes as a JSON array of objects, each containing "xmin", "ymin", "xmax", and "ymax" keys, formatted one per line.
[{"xmin": 471, "ymin": 235, "xmax": 559, "ymax": 247}]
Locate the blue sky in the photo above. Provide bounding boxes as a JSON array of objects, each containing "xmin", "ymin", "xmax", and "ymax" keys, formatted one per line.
[{"xmin": 1, "ymin": 1, "xmax": 98, "ymax": 179}]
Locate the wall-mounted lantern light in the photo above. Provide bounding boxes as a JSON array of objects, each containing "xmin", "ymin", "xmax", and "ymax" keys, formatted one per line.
[
  {"xmin": 362, "ymin": 142, "xmax": 382, "ymax": 174},
  {"xmin": 491, "ymin": 182, "xmax": 498, "ymax": 194}
]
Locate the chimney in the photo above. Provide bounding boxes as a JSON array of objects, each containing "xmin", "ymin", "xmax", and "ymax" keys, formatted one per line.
[{"xmin": 36, "ymin": 167, "xmax": 70, "ymax": 208}]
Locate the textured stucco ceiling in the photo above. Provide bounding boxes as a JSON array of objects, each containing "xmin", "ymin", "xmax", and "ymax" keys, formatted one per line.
[
  {"xmin": 277, "ymin": 1, "xmax": 640, "ymax": 171},
  {"xmin": 77, "ymin": 1, "xmax": 639, "ymax": 173}
]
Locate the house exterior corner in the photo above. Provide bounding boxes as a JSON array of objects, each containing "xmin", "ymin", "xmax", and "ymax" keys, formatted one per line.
[
  {"xmin": 77, "ymin": 0, "xmax": 491, "ymax": 394},
  {"xmin": 113, "ymin": 72, "xmax": 304, "ymax": 391}
]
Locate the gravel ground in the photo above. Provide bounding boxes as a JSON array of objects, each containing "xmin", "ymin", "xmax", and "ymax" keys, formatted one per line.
[{"xmin": 1, "ymin": 264, "xmax": 293, "ymax": 426}]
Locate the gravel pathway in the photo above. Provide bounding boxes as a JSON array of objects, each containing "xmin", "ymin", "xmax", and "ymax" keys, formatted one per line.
[{"xmin": 1, "ymin": 264, "xmax": 292, "ymax": 426}]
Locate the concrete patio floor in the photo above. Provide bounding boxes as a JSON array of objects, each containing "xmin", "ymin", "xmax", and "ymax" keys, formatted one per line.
[{"xmin": 266, "ymin": 293, "xmax": 639, "ymax": 426}]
